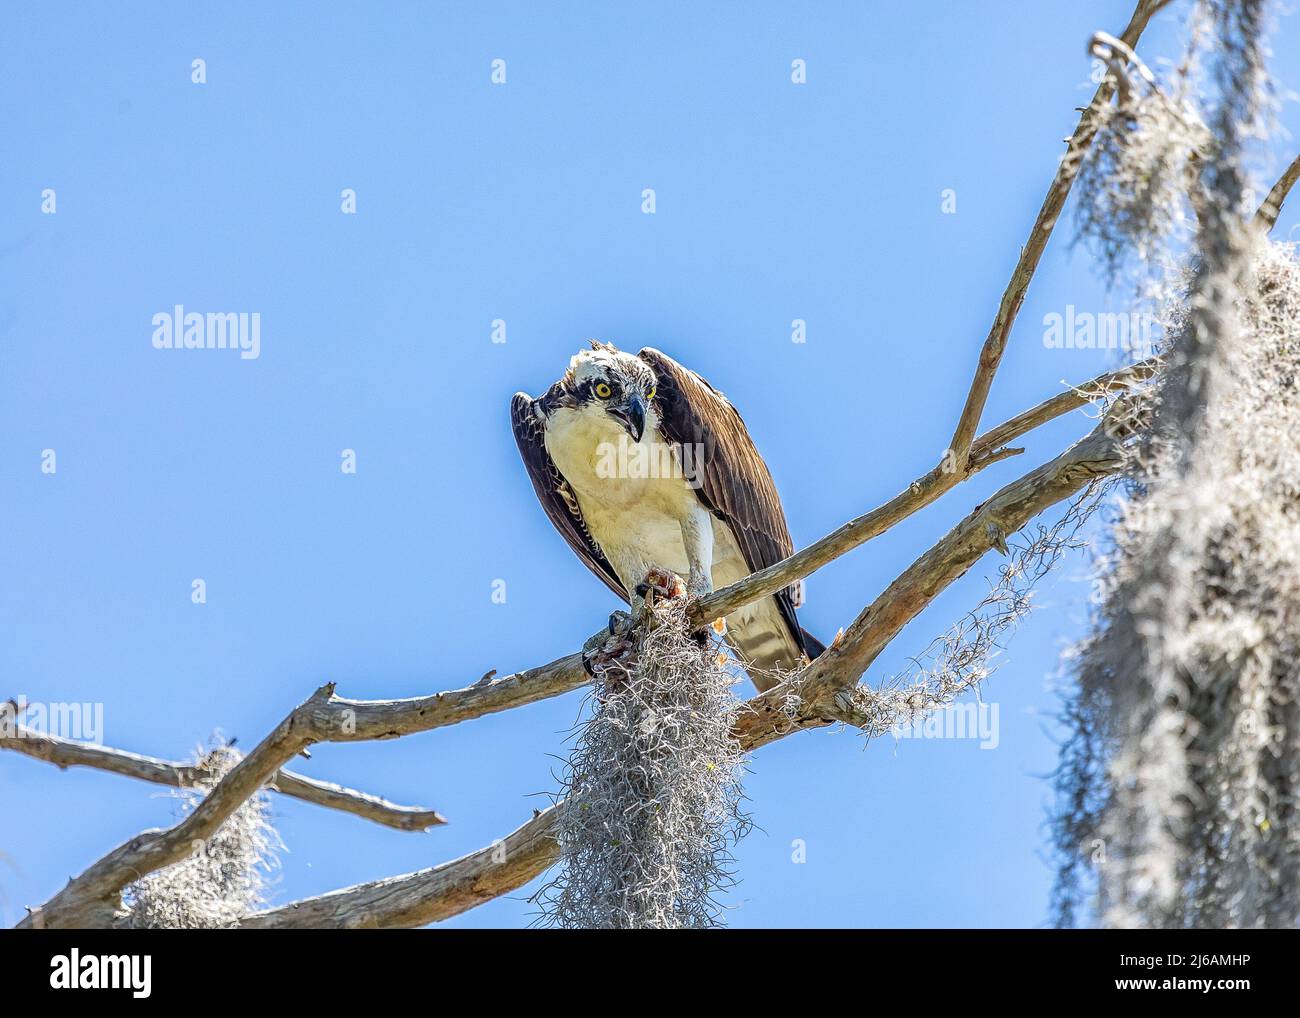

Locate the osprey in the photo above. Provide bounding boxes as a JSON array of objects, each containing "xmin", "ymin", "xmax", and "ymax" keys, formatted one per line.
[{"xmin": 511, "ymin": 342, "xmax": 823, "ymax": 690}]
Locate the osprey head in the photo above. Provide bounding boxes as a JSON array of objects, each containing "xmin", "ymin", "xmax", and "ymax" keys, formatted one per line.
[{"xmin": 564, "ymin": 341, "xmax": 657, "ymax": 443}]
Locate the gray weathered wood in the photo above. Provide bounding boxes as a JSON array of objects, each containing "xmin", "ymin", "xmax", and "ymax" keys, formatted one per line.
[{"xmin": 0, "ymin": 724, "xmax": 445, "ymax": 832}]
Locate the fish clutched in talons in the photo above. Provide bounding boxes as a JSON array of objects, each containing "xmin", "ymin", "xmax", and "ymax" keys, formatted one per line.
[
  {"xmin": 634, "ymin": 567, "xmax": 687, "ymax": 608},
  {"xmin": 634, "ymin": 567, "xmax": 720, "ymax": 658}
]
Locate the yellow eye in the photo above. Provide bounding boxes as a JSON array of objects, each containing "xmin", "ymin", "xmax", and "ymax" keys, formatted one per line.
[
  {"xmin": 647, "ymin": 386, "xmax": 656, "ymax": 400},
  {"xmin": 594, "ymin": 382, "xmax": 612, "ymax": 398}
]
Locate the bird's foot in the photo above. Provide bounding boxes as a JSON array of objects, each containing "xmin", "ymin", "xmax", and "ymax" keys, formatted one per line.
[{"xmin": 582, "ymin": 610, "xmax": 636, "ymax": 682}]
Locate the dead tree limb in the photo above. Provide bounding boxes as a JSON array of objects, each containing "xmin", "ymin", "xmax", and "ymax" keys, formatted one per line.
[
  {"xmin": 733, "ymin": 411, "xmax": 1133, "ymax": 751},
  {"xmin": 691, "ymin": 358, "xmax": 1155, "ymax": 627},
  {"xmin": 240, "ymin": 806, "xmax": 563, "ymax": 929},
  {"xmin": 944, "ymin": 0, "xmax": 1165, "ymax": 469},
  {"xmin": 20, "ymin": 684, "xmax": 343, "ymax": 928},
  {"xmin": 0, "ymin": 724, "xmax": 446, "ymax": 833},
  {"xmin": 317, "ymin": 652, "xmax": 588, "ymax": 742}
]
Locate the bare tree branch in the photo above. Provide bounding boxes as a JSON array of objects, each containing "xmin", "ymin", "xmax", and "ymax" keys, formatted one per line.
[
  {"xmin": 733, "ymin": 411, "xmax": 1133, "ymax": 752},
  {"xmin": 0, "ymin": 724, "xmax": 446, "ymax": 833},
  {"xmin": 944, "ymin": 0, "xmax": 1165, "ymax": 468},
  {"xmin": 265, "ymin": 773, "xmax": 443, "ymax": 832},
  {"xmin": 241, "ymin": 806, "xmax": 562, "ymax": 929},
  {"xmin": 691, "ymin": 358, "xmax": 1155, "ymax": 628},
  {"xmin": 968, "ymin": 358, "xmax": 1156, "ymax": 456},
  {"xmin": 15, "ymin": 656, "xmax": 601, "ymax": 926},
  {"xmin": 320, "ymin": 652, "xmax": 587, "ymax": 743},
  {"xmin": 1254, "ymin": 152, "xmax": 1300, "ymax": 230},
  {"xmin": 20, "ymin": 684, "xmax": 341, "ymax": 928}
]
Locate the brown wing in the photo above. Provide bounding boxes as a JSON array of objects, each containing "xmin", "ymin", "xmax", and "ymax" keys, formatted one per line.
[
  {"xmin": 637, "ymin": 347, "xmax": 815, "ymax": 657},
  {"xmin": 511, "ymin": 392, "xmax": 628, "ymax": 602}
]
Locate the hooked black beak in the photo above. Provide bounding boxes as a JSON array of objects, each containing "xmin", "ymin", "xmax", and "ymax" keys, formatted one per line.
[{"xmin": 611, "ymin": 395, "xmax": 646, "ymax": 443}]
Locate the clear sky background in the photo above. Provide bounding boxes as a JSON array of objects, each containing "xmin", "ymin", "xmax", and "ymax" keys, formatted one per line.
[{"xmin": 3, "ymin": 1, "xmax": 1298, "ymax": 928}]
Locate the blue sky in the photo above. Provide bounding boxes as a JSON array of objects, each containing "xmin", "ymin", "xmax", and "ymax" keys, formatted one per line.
[{"xmin": 2, "ymin": 1, "xmax": 1298, "ymax": 928}]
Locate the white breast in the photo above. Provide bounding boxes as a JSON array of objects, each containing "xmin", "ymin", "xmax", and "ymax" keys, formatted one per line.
[{"xmin": 544, "ymin": 403, "xmax": 705, "ymax": 584}]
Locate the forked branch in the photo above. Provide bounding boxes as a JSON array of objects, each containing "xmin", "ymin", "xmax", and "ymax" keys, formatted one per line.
[
  {"xmin": 0, "ymin": 723, "xmax": 446, "ymax": 832},
  {"xmin": 945, "ymin": 0, "xmax": 1165, "ymax": 469},
  {"xmin": 691, "ymin": 357, "xmax": 1156, "ymax": 626}
]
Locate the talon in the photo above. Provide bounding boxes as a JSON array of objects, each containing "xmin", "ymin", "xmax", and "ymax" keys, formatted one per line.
[{"xmin": 582, "ymin": 606, "xmax": 639, "ymax": 682}]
